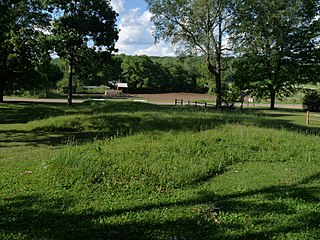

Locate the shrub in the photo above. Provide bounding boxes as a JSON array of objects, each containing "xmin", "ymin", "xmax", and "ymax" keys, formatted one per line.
[
  {"xmin": 221, "ymin": 82, "xmax": 241, "ymax": 107},
  {"xmin": 302, "ymin": 90, "xmax": 320, "ymax": 112}
]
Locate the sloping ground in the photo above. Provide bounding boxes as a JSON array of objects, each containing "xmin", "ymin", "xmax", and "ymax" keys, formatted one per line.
[{"xmin": 1, "ymin": 101, "xmax": 319, "ymax": 239}]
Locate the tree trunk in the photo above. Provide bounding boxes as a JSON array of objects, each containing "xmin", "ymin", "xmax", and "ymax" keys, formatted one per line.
[
  {"xmin": 0, "ymin": 89, "xmax": 3, "ymax": 103},
  {"xmin": 270, "ymin": 89, "xmax": 276, "ymax": 110},
  {"xmin": 270, "ymin": 57, "xmax": 282, "ymax": 110},
  {"xmin": 204, "ymin": 4, "xmax": 222, "ymax": 107},
  {"xmin": 215, "ymin": 15, "xmax": 223, "ymax": 107},
  {"xmin": 206, "ymin": 61, "xmax": 222, "ymax": 106},
  {"xmin": 215, "ymin": 54, "xmax": 222, "ymax": 107},
  {"xmin": 0, "ymin": 74, "xmax": 4, "ymax": 103},
  {"xmin": 68, "ymin": 62, "xmax": 73, "ymax": 106}
]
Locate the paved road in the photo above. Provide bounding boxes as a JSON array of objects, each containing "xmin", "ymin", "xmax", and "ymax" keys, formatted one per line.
[{"xmin": 3, "ymin": 97, "xmax": 85, "ymax": 104}]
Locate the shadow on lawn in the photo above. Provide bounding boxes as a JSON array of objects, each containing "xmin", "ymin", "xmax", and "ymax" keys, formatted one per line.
[
  {"xmin": 24, "ymin": 117, "xmax": 320, "ymax": 147},
  {"xmin": 1, "ymin": 173, "xmax": 320, "ymax": 240},
  {"xmin": 1, "ymin": 101, "xmax": 320, "ymax": 147},
  {"xmin": 0, "ymin": 101, "xmax": 176, "ymax": 125},
  {"xmin": 0, "ymin": 129, "xmax": 112, "ymax": 146},
  {"xmin": 0, "ymin": 103, "xmax": 66, "ymax": 124}
]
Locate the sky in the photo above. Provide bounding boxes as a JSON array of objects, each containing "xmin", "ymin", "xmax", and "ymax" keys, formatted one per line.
[{"xmin": 110, "ymin": 0, "xmax": 175, "ymax": 56}]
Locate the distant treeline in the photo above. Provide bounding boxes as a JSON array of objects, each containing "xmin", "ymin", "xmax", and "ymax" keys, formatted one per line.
[{"xmin": 48, "ymin": 54, "xmax": 218, "ymax": 94}]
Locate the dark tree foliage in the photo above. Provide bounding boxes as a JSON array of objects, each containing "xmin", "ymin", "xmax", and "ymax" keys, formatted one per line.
[
  {"xmin": 121, "ymin": 55, "xmax": 166, "ymax": 92},
  {"xmin": 231, "ymin": 0, "xmax": 320, "ymax": 109},
  {"xmin": 98, "ymin": 55, "xmax": 124, "ymax": 87},
  {"xmin": 52, "ymin": 54, "xmax": 211, "ymax": 93},
  {"xmin": 303, "ymin": 90, "xmax": 320, "ymax": 112},
  {"xmin": 120, "ymin": 55, "xmax": 208, "ymax": 93},
  {"xmin": 0, "ymin": 0, "xmax": 51, "ymax": 102},
  {"xmin": 49, "ymin": 0, "xmax": 119, "ymax": 105},
  {"xmin": 44, "ymin": 61, "xmax": 64, "ymax": 88}
]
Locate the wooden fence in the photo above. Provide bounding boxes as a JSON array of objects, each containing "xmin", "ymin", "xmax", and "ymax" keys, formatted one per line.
[
  {"xmin": 306, "ymin": 111, "xmax": 320, "ymax": 126},
  {"xmin": 174, "ymin": 99, "xmax": 184, "ymax": 106},
  {"xmin": 174, "ymin": 99, "xmax": 215, "ymax": 108}
]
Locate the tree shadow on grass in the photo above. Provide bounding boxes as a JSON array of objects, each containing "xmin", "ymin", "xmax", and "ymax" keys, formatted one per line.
[
  {"xmin": 1, "ymin": 192, "xmax": 219, "ymax": 240},
  {"xmin": 0, "ymin": 112, "xmax": 227, "ymax": 147},
  {"xmin": 1, "ymin": 172, "xmax": 320, "ymax": 240},
  {"xmin": 0, "ymin": 101, "xmax": 179, "ymax": 125},
  {"xmin": 1, "ymin": 101, "xmax": 320, "ymax": 147},
  {"xmin": 2, "ymin": 113, "xmax": 320, "ymax": 148},
  {"xmin": 0, "ymin": 103, "xmax": 67, "ymax": 124},
  {"xmin": 0, "ymin": 129, "xmax": 115, "ymax": 147},
  {"xmin": 211, "ymin": 171, "xmax": 320, "ymax": 239}
]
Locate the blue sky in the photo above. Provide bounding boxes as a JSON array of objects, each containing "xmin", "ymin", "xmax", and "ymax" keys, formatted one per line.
[{"xmin": 110, "ymin": 0, "xmax": 175, "ymax": 56}]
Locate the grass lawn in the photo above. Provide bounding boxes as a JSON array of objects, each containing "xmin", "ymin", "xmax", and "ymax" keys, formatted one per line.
[{"xmin": 1, "ymin": 101, "xmax": 320, "ymax": 240}]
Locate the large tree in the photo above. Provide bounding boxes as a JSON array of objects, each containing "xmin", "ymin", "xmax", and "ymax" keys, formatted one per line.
[
  {"xmin": 146, "ymin": 0, "xmax": 236, "ymax": 106},
  {"xmin": 0, "ymin": 0, "xmax": 50, "ymax": 102},
  {"xmin": 49, "ymin": 0, "xmax": 119, "ymax": 105},
  {"xmin": 231, "ymin": 0, "xmax": 320, "ymax": 109}
]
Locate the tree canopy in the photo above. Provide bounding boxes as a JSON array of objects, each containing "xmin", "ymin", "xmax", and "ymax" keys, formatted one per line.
[
  {"xmin": 146, "ymin": 0, "xmax": 236, "ymax": 106},
  {"xmin": 231, "ymin": 0, "xmax": 320, "ymax": 109},
  {"xmin": 0, "ymin": 0, "xmax": 319, "ymax": 107},
  {"xmin": 0, "ymin": 0, "xmax": 51, "ymax": 102},
  {"xmin": 49, "ymin": 0, "xmax": 119, "ymax": 105}
]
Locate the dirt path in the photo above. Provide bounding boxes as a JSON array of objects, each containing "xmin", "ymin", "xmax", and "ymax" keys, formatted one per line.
[
  {"xmin": 135, "ymin": 93, "xmax": 302, "ymax": 108},
  {"xmin": 135, "ymin": 92, "xmax": 215, "ymax": 104},
  {"xmin": 3, "ymin": 93, "xmax": 302, "ymax": 109},
  {"xmin": 3, "ymin": 93, "xmax": 213, "ymax": 105}
]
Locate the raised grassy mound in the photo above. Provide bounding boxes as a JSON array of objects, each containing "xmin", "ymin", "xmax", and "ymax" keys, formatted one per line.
[{"xmin": 1, "ymin": 101, "xmax": 319, "ymax": 239}]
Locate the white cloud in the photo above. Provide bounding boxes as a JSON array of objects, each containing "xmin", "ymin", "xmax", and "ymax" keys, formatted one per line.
[
  {"xmin": 114, "ymin": 4, "xmax": 175, "ymax": 57},
  {"xmin": 134, "ymin": 42, "xmax": 175, "ymax": 57},
  {"xmin": 115, "ymin": 43, "xmax": 137, "ymax": 55},
  {"xmin": 118, "ymin": 26, "xmax": 154, "ymax": 45},
  {"xmin": 117, "ymin": 9, "xmax": 154, "ymax": 45},
  {"xmin": 110, "ymin": 0, "xmax": 126, "ymax": 14}
]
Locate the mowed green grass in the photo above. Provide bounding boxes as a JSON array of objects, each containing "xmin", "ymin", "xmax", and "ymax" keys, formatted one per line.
[{"xmin": 1, "ymin": 101, "xmax": 320, "ymax": 240}]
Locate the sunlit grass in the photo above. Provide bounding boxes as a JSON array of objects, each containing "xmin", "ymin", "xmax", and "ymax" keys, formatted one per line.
[{"xmin": 1, "ymin": 101, "xmax": 320, "ymax": 239}]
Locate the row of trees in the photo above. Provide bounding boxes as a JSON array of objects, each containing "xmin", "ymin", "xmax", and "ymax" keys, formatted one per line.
[
  {"xmin": 0, "ymin": 0, "xmax": 118, "ymax": 105},
  {"xmin": 1, "ymin": 0, "xmax": 319, "ymax": 108},
  {"xmin": 147, "ymin": 0, "xmax": 320, "ymax": 109},
  {"xmin": 49, "ymin": 54, "xmax": 212, "ymax": 93}
]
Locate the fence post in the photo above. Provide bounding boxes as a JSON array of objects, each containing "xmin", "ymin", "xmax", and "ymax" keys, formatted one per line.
[
  {"xmin": 205, "ymin": 102, "xmax": 207, "ymax": 108},
  {"xmin": 306, "ymin": 111, "xmax": 310, "ymax": 126},
  {"xmin": 181, "ymin": 99, "xmax": 183, "ymax": 106}
]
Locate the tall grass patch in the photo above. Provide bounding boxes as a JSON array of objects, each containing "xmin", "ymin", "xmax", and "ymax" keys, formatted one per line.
[
  {"xmin": 48, "ymin": 124, "xmax": 320, "ymax": 193},
  {"xmin": 26, "ymin": 101, "xmax": 283, "ymax": 141}
]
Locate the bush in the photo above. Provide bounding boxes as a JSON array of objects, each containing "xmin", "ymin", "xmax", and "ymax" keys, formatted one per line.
[
  {"xmin": 302, "ymin": 90, "xmax": 320, "ymax": 112},
  {"xmin": 221, "ymin": 82, "xmax": 241, "ymax": 107}
]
